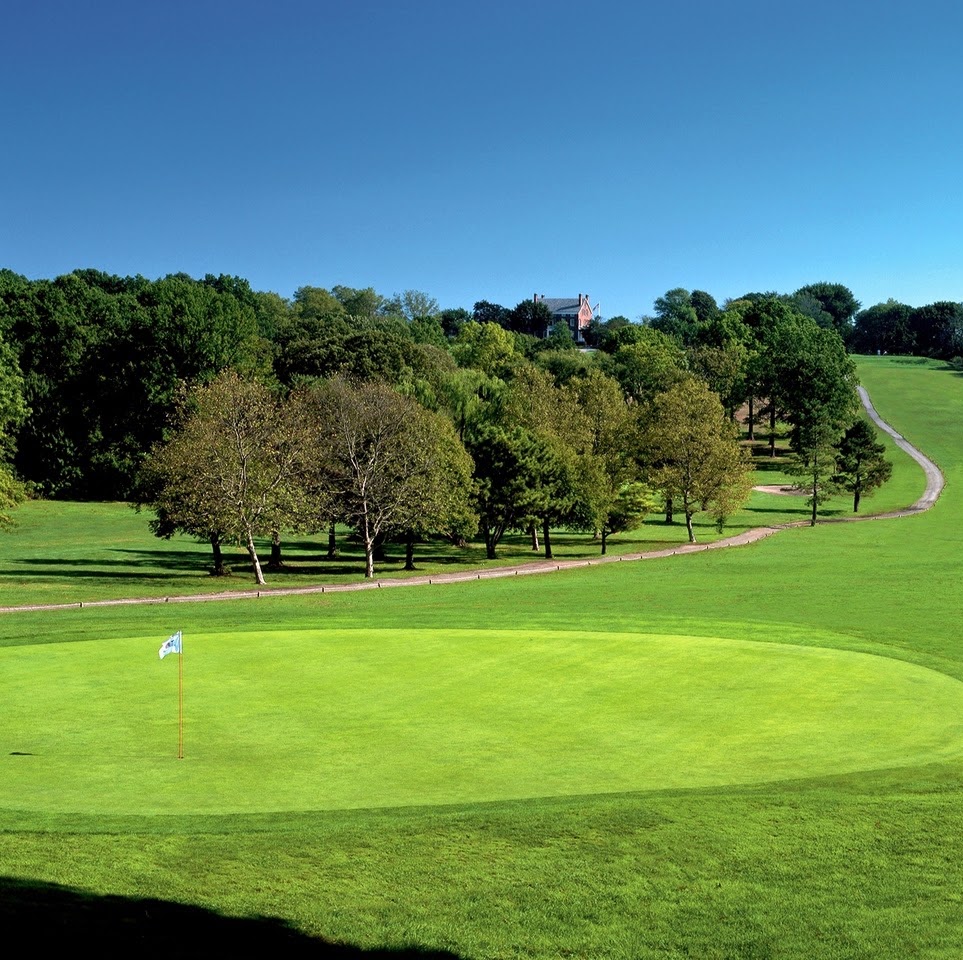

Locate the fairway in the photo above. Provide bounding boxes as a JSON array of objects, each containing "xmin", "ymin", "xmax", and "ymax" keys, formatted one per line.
[{"xmin": 5, "ymin": 627, "xmax": 963, "ymax": 817}]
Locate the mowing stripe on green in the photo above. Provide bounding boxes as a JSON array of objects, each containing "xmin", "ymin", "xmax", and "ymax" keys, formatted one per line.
[{"xmin": 4, "ymin": 628, "xmax": 963, "ymax": 816}]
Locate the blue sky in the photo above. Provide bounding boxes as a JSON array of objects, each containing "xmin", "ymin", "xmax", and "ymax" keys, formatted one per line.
[{"xmin": 3, "ymin": 0, "xmax": 963, "ymax": 320}]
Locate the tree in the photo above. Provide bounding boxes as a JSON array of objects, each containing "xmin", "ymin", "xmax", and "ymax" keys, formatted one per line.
[
  {"xmin": 740, "ymin": 297, "xmax": 800, "ymax": 450},
  {"xmin": 793, "ymin": 283, "xmax": 860, "ymax": 341},
  {"xmin": 451, "ymin": 321, "xmax": 519, "ymax": 378},
  {"xmin": 546, "ymin": 319, "xmax": 578, "ymax": 351},
  {"xmin": 386, "ymin": 413, "xmax": 476, "ymax": 570},
  {"xmin": 332, "ymin": 285, "xmax": 385, "ymax": 321},
  {"xmin": 509, "ymin": 299, "xmax": 553, "ymax": 337},
  {"xmin": 0, "ymin": 328, "xmax": 26, "ymax": 527},
  {"xmin": 561, "ymin": 370, "xmax": 645, "ymax": 552},
  {"xmin": 650, "ymin": 288, "xmax": 700, "ymax": 345},
  {"xmin": 832, "ymin": 420, "xmax": 892, "ymax": 513},
  {"xmin": 309, "ymin": 379, "xmax": 470, "ymax": 578},
  {"xmin": 777, "ymin": 323, "xmax": 860, "ymax": 525},
  {"xmin": 396, "ymin": 289, "xmax": 440, "ymax": 322},
  {"xmin": 908, "ymin": 302, "xmax": 963, "ymax": 358},
  {"xmin": 597, "ymin": 481, "xmax": 656, "ymax": 554},
  {"xmin": 607, "ymin": 331, "xmax": 688, "ymax": 404},
  {"xmin": 687, "ymin": 342, "xmax": 748, "ymax": 420},
  {"xmin": 439, "ymin": 307, "xmax": 471, "ymax": 339},
  {"xmin": 138, "ymin": 372, "xmax": 309, "ymax": 584},
  {"xmin": 465, "ymin": 424, "xmax": 543, "ymax": 560},
  {"xmin": 639, "ymin": 379, "xmax": 753, "ymax": 543},
  {"xmin": 472, "ymin": 300, "xmax": 512, "ymax": 329},
  {"xmin": 690, "ymin": 290, "xmax": 720, "ymax": 326},
  {"xmin": 851, "ymin": 300, "xmax": 913, "ymax": 355}
]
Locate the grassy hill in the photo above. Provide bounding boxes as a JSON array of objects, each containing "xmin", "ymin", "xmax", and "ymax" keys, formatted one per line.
[{"xmin": 1, "ymin": 355, "xmax": 961, "ymax": 958}]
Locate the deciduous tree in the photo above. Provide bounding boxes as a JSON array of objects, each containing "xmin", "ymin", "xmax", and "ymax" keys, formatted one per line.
[
  {"xmin": 309, "ymin": 379, "xmax": 471, "ymax": 578},
  {"xmin": 639, "ymin": 379, "xmax": 753, "ymax": 543},
  {"xmin": 465, "ymin": 424, "xmax": 543, "ymax": 560},
  {"xmin": 138, "ymin": 372, "xmax": 309, "ymax": 584}
]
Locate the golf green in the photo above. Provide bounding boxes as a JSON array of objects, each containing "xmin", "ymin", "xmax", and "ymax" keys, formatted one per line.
[{"xmin": 4, "ymin": 628, "xmax": 963, "ymax": 816}]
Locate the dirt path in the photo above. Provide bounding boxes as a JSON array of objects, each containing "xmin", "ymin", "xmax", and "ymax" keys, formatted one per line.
[{"xmin": 0, "ymin": 389, "xmax": 944, "ymax": 614}]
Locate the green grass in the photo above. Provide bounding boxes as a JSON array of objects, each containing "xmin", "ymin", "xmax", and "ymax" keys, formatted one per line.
[
  {"xmin": 6, "ymin": 627, "xmax": 963, "ymax": 817},
  {"xmin": 3, "ymin": 356, "xmax": 963, "ymax": 958}
]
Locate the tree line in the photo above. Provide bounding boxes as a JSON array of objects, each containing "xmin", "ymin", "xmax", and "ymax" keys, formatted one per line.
[{"xmin": 0, "ymin": 269, "xmax": 897, "ymax": 575}]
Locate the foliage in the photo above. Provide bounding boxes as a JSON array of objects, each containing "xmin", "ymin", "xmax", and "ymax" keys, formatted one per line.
[
  {"xmin": 606, "ymin": 331, "xmax": 688, "ymax": 404},
  {"xmin": 792, "ymin": 282, "xmax": 861, "ymax": 339},
  {"xmin": 560, "ymin": 370, "xmax": 644, "ymax": 552},
  {"xmin": 451, "ymin": 321, "xmax": 519, "ymax": 378},
  {"xmin": 138, "ymin": 371, "xmax": 308, "ymax": 584},
  {"xmin": 0, "ymin": 462, "xmax": 25, "ymax": 529},
  {"xmin": 650, "ymin": 287, "xmax": 700, "ymax": 345},
  {"xmin": 598, "ymin": 480, "xmax": 656, "ymax": 552},
  {"xmin": 4, "ymin": 270, "xmax": 271, "ymax": 499},
  {"xmin": 908, "ymin": 301, "xmax": 963, "ymax": 358},
  {"xmin": 833, "ymin": 418, "xmax": 893, "ymax": 512},
  {"xmin": 545, "ymin": 319, "xmax": 578, "ymax": 350},
  {"xmin": 509, "ymin": 299, "xmax": 554, "ymax": 337},
  {"xmin": 775, "ymin": 321, "xmax": 860, "ymax": 524},
  {"xmin": 464, "ymin": 424, "xmax": 544, "ymax": 559},
  {"xmin": 640, "ymin": 378, "xmax": 753, "ymax": 542},
  {"xmin": 471, "ymin": 300, "xmax": 511, "ymax": 329},
  {"xmin": 851, "ymin": 299, "xmax": 914, "ymax": 354},
  {"xmin": 308, "ymin": 378, "xmax": 472, "ymax": 578}
]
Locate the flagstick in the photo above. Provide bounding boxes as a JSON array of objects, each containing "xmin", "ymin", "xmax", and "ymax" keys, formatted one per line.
[{"xmin": 177, "ymin": 637, "xmax": 184, "ymax": 760}]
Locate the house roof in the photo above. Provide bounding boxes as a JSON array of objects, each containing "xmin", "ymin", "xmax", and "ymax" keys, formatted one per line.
[{"xmin": 539, "ymin": 298, "xmax": 582, "ymax": 315}]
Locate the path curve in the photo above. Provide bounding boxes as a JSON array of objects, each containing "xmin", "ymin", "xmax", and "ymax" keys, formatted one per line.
[{"xmin": 0, "ymin": 389, "xmax": 944, "ymax": 614}]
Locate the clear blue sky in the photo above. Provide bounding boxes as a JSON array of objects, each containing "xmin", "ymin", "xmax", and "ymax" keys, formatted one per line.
[{"xmin": 3, "ymin": 0, "xmax": 963, "ymax": 320}]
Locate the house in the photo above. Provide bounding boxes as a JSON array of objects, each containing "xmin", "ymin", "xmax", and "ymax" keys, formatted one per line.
[{"xmin": 534, "ymin": 293, "xmax": 598, "ymax": 344}]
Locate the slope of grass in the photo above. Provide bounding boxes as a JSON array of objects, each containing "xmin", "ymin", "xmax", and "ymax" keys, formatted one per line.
[{"xmin": 1, "ymin": 356, "xmax": 962, "ymax": 958}]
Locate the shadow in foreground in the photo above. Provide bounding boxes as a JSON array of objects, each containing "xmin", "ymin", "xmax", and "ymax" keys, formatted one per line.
[{"xmin": 0, "ymin": 877, "xmax": 462, "ymax": 958}]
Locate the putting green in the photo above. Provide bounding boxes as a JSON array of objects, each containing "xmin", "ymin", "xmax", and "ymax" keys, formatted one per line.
[{"xmin": 4, "ymin": 628, "xmax": 963, "ymax": 816}]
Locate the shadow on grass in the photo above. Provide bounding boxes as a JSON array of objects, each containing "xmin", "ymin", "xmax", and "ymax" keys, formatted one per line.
[
  {"xmin": 750, "ymin": 459, "xmax": 793, "ymax": 472},
  {"xmin": 0, "ymin": 876, "xmax": 462, "ymax": 958}
]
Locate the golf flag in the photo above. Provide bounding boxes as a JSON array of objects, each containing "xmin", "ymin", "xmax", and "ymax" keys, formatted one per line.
[{"xmin": 159, "ymin": 630, "xmax": 182, "ymax": 659}]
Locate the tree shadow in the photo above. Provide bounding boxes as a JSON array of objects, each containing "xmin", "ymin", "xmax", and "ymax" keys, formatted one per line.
[
  {"xmin": 0, "ymin": 876, "xmax": 462, "ymax": 958},
  {"xmin": 751, "ymin": 459, "xmax": 793, "ymax": 472},
  {"xmin": 6, "ymin": 550, "xmax": 209, "ymax": 579}
]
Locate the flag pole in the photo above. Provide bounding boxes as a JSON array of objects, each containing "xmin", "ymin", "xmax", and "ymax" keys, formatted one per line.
[{"xmin": 178, "ymin": 633, "xmax": 184, "ymax": 760}]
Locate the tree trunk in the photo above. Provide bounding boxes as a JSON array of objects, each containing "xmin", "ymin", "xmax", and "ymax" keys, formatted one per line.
[
  {"xmin": 245, "ymin": 531, "xmax": 266, "ymax": 585},
  {"xmin": 268, "ymin": 530, "xmax": 283, "ymax": 570},
  {"xmin": 404, "ymin": 534, "xmax": 416, "ymax": 571},
  {"xmin": 483, "ymin": 523, "xmax": 498, "ymax": 560},
  {"xmin": 601, "ymin": 527, "xmax": 608, "ymax": 555},
  {"xmin": 747, "ymin": 396, "xmax": 755, "ymax": 441},
  {"xmin": 683, "ymin": 493, "xmax": 696, "ymax": 543},
  {"xmin": 664, "ymin": 497, "xmax": 673, "ymax": 524},
  {"xmin": 361, "ymin": 514, "xmax": 375, "ymax": 578},
  {"xmin": 209, "ymin": 533, "xmax": 227, "ymax": 576},
  {"xmin": 853, "ymin": 488, "xmax": 861, "ymax": 513},
  {"xmin": 769, "ymin": 405, "xmax": 777, "ymax": 458},
  {"xmin": 530, "ymin": 524, "xmax": 539, "ymax": 551},
  {"xmin": 542, "ymin": 518, "xmax": 553, "ymax": 560},
  {"xmin": 327, "ymin": 521, "xmax": 338, "ymax": 559}
]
